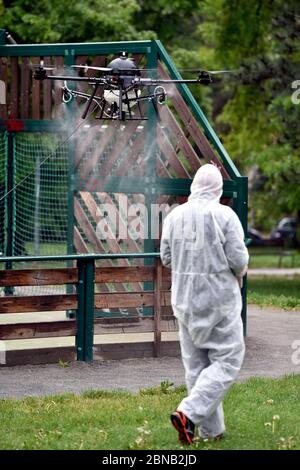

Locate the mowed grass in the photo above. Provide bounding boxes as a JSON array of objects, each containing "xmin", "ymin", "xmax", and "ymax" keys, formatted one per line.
[
  {"xmin": 0, "ymin": 375, "xmax": 299, "ymax": 450},
  {"xmin": 248, "ymin": 277, "xmax": 300, "ymax": 309},
  {"xmin": 248, "ymin": 248, "xmax": 300, "ymax": 269}
]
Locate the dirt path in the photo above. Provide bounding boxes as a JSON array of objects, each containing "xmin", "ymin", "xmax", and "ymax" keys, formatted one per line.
[{"xmin": 0, "ymin": 305, "xmax": 299, "ymax": 399}]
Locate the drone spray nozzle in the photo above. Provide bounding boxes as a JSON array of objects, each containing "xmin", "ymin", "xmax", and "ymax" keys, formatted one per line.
[
  {"xmin": 34, "ymin": 66, "xmax": 47, "ymax": 81},
  {"xmin": 62, "ymin": 82, "xmax": 73, "ymax": 103},
  {"xmin": 5, "ymin": 30, "xmax": 17, "ymax": 44},
  {"xmin": 154, "ymin": 86, "xmax": 167, "ymax": 105},
  {"xmin": 198, "ymin": 71, "xmax": 212, "ymax": 85}
]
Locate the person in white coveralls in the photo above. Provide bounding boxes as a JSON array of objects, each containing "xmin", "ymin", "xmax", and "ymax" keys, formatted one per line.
[{"xmin": 160, "ymin": 163, "xmax": 249, "ymax": 444}]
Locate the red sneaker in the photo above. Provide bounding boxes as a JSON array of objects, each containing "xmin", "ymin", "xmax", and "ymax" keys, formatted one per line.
[{"xmin": 170, "ymin": 410, "xmax": 195, "ymax": 445}]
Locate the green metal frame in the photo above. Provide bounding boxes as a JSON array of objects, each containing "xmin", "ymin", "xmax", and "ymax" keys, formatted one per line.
[
  {"xmin": 0, "ymin": 36, "xmax": 248, "ymax": 334},
  {"xmin": 4, "ymin": 131, "xmax": 15, "ymax": 296}
]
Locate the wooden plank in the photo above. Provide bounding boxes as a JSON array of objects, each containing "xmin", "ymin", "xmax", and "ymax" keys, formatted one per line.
[
  {"xmin": 20, "ymin": 57, "xmax": 30, "ymax": 119},
  {"xmin": 0, "ymin": 57, "xmax": 8, "ymax": 118},
  {"xmin": 157, "ymin": 124, "xmax": 190, "ymax": 177},
  {"xmin": 114, "ymin": 129, "xmax": 145, "ymax": 176},
  {"xmin": 0, "ymin": 295, "xmax": 77, "ymax": 314},
  {"xmin": 75, "ymin": 55, "xmax": 106, "ymax": 96},
  {"xmin": 3, "ymin": 347, "xmax": 75, "ymax": 367},
  {"xmin": 93, "ymin": 340, "xmax": 180, "ymax": 361},
  {"xmin": 1, "ymin": 341, "xmax": 180, "ymax": 366},
  {"xmin": 74, "ymin": 201, "xmax": 140, "ymax": 302},
  {"xmin": 94, "ymin": 316, "xmax": 176, "ymax": 334},
  {"xmin": 74, "ymin": 197, "xmax": 108, "ymax": 254},
  {"xmin": 162, "ymin": 290, "xmax": 171, "ymax": 306},
  {"xmin": 95, "ymin": 292, "xmax": 154, "ymax": 309},
  {"xmin": 0, "ymin": 268, "xmax": 78, "ymax": 287},
  {"xmin": 80, "ymin": 192, "xmax": 143, "ymax": 274},
  {"xmin": 154, "ymin": 259, "xmax": 162, "ymax": 356},
  {"xmin": 54, "ymin": 56, "xmax": 64, "ymax": 119},
  {"xmin": 100, "ymin": 192, "xmax": 145, "ymax": 257},
  {"xmin": 74, "ymin": 225, "xmax": 111, "ymax": 268},
  {"xmin": 75, "ymin": 125, "xmax": 99, "ymax": 169},
  {"xmin": 31, "ymin": 57, "xmax": 41, "ymax": 119},
  {"xmin": 94, "ymin": 290, "xmax": 171, "ymax": 309},
  {"xmin": 10, "ymin": 57, "xmax": 19, "ymax": 118},
  {"xmin": 75, "ymin": 195, "xmax": 147, "ymax": 320},
  {"xmin": 75, "ymin": 55, "xmax": 89, "ymax": 95},
  {"xmin": 158, "ymin": 105, "xmax": 200, "ymax": 172},
  {"xmin": 95, "ymin": 266, "xmax": 154, "ymax": 283},
  {"xmin": 0, "ymin": 320, "xmax": 76, "ymax": 340},
  {"xmin": 157, "ymin": 62, "xmax": 230, "ymax": 178},
  {"xmin": 99, "ymin": 120, "xmax": 140, "ymax": 176},
  {"xmin": 156, "ymin": 153, "xmax": 172, "ymax": 178},
  {"xmin": 79, "ymin": 124, "xmax": 116, "ymax": 178},
  {"xmin": 93, "ymin": 342, "xmax": 155, "ymax": 361},
  {"xmin": 162, "ymin": 267, "xmax": 171, "ymax": 282},
  {"xmin": 74, "ymin": 225, "xmax": 89, "ymax": 253},
  {"xmin": 73, "ymin": 226, "xmax": 114, "ymax": 296},
  {"xmin": 132, "ymin": 54, "xmax": 144, "ymax": 66},
  {"xmin": 75, "ymin": 199, "xmax": 127, "ymax": 270},
  {"xmin": 43, "ymin": 56, "xmax": 52, "ymax": 119}
]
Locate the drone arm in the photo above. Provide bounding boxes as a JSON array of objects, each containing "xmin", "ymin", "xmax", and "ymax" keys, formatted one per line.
[
  {"xmin": 34, "ymin": 71, "xmax": 110, "ymax": 86},
  {"xmin": 47, "ymin": 75, "xmax": 107, "ymax": 84},
  {"xmin": 134, "ymin": 71, "xmax": 212, "ymax": 86},
  {"xmin": 81, "ymin": 83, "xmax": 101, "ymax": 119}
]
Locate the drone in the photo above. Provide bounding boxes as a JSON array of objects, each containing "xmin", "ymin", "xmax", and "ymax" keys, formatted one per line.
[{"xmin": 34, "ymin": 51, "xmax": 227, "ymax": 121}]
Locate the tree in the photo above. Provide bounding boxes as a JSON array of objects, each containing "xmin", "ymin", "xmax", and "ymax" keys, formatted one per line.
[
  {"xmin": 0, "ymin": 0, "xmax": 155, "ymax": 43},
  {"xmin": 195, "ymin": 0, "xmax": 300, "ymax": 229},
  {"xmin": 1, "ymin": 0, "xmax": 299, "ymax": 230}
]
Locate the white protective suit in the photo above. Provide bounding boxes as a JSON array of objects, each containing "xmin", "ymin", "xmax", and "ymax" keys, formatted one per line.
[{"xmin": 160, "ymin": 164, "xmax": 249, "ymax": 438}]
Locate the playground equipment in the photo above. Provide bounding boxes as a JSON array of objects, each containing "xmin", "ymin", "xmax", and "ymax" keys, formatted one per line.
[{"xmin": 0, "ymin": 36, "xmax": 248, "ymax": 365}]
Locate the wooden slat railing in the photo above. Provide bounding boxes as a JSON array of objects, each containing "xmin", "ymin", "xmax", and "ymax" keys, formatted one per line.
[{"xmin": 0, "ymin": 258, "xmax": 173, "ymax": 361}]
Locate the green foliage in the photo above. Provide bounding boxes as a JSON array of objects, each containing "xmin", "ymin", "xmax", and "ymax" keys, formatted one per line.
[
  {"xmin": 203, "ymin": 0, "xmax": 300, "ymax": 228},
  {"xmin": 248, "ymin": 277, "xmax": 300, "ymax": 309},
  {"xmin": 0, "ymin": 0, "xmax": 155, "ymax": 43},
  {"xmin": 0, "ymin": 375, "xmax": 300, "ymax": 449},
  {"xmin": 1, "ymin": 0, "xmax": 299, "ymax": 229}
]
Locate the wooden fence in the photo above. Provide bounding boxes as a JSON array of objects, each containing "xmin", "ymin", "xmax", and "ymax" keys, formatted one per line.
[{"xmin": 0, "ymin": 254, "xmax": 178, "ymax": 366}]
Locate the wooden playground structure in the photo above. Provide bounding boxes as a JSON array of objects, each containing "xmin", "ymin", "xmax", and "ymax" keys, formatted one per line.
[{"xmin": 0, "ymin": 37, "xmax": 248, "ymax": 366}]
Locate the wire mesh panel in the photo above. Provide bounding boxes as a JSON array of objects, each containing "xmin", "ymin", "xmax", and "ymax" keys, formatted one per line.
[
  {"xmin": 0, "ymin": 132, "xmax": 70, "ymax": 296},
  {"xmin": 14, "ymin": 132, "xmax": 68, "ymax": 258}
]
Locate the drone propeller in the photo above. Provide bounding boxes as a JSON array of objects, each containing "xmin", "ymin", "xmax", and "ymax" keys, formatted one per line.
[
  {"xmin": 207, "ymin": 69, "xmax": 239, "ymax": 75},
  {"xmin": 71, "ymin": 65, "xmax": 113, "ymax": 72},
  {"xmin": 31, "ymin": 65, "xmax": 56, "ymax": 71},
  {"xmin": 175, "ymin": 68, "xmax": 239, "ymax": 75}
]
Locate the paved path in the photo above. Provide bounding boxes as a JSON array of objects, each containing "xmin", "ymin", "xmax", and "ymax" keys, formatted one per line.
[
  {"xmin": 0, "ymin": 305, "xmax": 299, "ymax": 399},
  {"xmin": 248, "ymin": 268, "xmax": 300, "ymax": 277}
]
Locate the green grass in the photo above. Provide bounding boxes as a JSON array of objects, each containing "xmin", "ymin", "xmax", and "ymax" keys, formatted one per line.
[
  {"xmin": 0, "ymin": 376, "xmax": 300, "ymax": 450},
  {"xmin": 248, "ymin": 277, "xmax": 300, "ymax": 309},
  {"xmin": 249, "ymin": 247, "xmax": 300, "ymax": 269}
]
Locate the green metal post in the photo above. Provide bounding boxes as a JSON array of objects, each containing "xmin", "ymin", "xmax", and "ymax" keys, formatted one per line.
[
  {"xmin": 0, "ymin": 30, "xmax": 6, "ymax": 45},
  {"xmin": 76, "ymin": 258, "xmax": 95, "ymax": 361},
  {"xmin": 65, "ymin": 49, "xmax": 76, "ymax": 318},
  {"xmin": 4, "ymin": 131, "xmax": 15, "ymax": 295},
  {"xmin": 143, "ymin": 42, "xmax": 158, "ymax": 316},
  {"xmin": 233, "ymin": 176, "xmax": 248, "ymax": 335},
  {"xmin": 76, "ymin": 259, "xmax": 85, "ymax": 361},
  {"xmin": 84, "ymin": 258, "xmax": 95, "ymax": 362}
]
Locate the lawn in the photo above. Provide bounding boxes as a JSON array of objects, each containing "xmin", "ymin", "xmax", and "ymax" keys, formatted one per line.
[
  {"xmin": 248, "ymin": 247, "xmax": 300, "ymax": 269},
  {"xmin": 248, "ymin": 277, "xmax": 300, "ymax": 309},
  {"xmin": 0, "ymin": 375, "xmax": 299, "ymax": 450}
]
